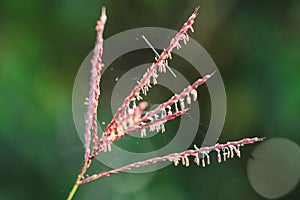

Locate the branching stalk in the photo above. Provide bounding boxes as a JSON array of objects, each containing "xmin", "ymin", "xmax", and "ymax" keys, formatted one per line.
[
  {"xmin": 79, "ymin": 137, "xmax": 265, "ymax": 185},
  {"xmin": 67, "ymin": 6, "xmax": 265, "ymax": 200}
]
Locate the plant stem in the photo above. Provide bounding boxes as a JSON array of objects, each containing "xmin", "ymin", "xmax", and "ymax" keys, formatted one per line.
[
  {"xmin": 67, "ymin": 183, "xmax": 79, "ymax": 200},
  {"xmin": 67, "ymin": 159, "xmax": 91, "ymax": 200}
]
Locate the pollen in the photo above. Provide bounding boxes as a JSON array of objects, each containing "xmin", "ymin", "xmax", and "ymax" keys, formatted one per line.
[{"xmin": 191, "ymin": 89, "xmax": 197, "ymax": 101}]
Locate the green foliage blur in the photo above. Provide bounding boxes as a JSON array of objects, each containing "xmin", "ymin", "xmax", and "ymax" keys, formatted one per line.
[{"xmin": 0, "ymin": 0, "xmax": 299, "ymax": 199}]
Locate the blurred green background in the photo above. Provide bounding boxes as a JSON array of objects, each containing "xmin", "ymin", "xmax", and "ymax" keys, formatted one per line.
[{"xmin": 0, "ymin": 0, "xmax": 299, "ymax": 199}]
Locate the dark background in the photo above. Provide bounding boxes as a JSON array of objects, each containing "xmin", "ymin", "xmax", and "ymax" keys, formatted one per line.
[{"xmin": 0, "ymin": 0, "xmax": 299, "ymax": 199}]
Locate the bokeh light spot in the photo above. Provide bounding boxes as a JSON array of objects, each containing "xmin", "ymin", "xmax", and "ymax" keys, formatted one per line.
[{"xmin": 247, "ymin": 137, "xmax": 300, "ymax": 199}]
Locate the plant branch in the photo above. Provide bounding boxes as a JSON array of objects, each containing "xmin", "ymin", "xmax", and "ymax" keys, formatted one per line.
[
  {"xmin": 79, "ymin": 137, "xmax": 265, "ymax": 185},
  {"xmin": 102, "ymin": 7, "xmax": 200, "ymax": 144},
  {"xmin": 83, "ymin": 7, "xmax": 107, "ymax": 161},
  {"xmin": 67, "ymin": 7, "xmax": 106, "ymax": 200},
  {"xmin": 139, "ymin": 72, "xmax": 215, "ymax": 125}
]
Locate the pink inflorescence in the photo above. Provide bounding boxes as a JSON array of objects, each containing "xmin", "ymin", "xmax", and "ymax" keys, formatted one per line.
[
  {"xmin": 84, "ymin": 7, "xmax": 107, "ymax": 161},
  {"xmin": 94, "ymin": 7, "xmax": 204, "ymax": 155},
  {"xmin": 171, "ymin": 137, "xmax": 265, "ymax": 167},
  {"xmin": 79, "ymin": 137, "xmax": 265, "ymax": 184},
  {"xmin": 73, "ymin": 6, "xmax": 266, "ymax": 189},
  {"xmin": 68, "ymin": 7, "xmax": 266, "ymax": 200}
]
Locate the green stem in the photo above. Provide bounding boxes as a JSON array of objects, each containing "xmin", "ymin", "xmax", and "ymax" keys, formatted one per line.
[
  {"xmin": 67, "ymin": 159, "xmax": 91, "ymax": 200},
  {"xmin": 67, "ymin": 184, "xmax": 79, "ymax": 200}
]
